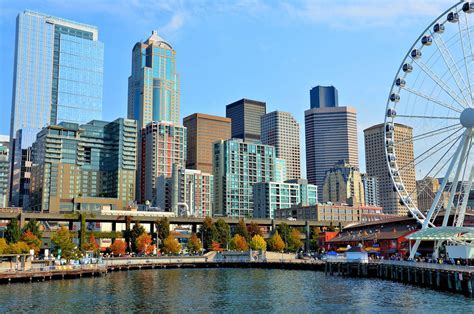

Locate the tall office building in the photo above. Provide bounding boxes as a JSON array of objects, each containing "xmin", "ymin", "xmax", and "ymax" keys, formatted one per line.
[
  {"xmin": 9, "ymin": 11, "xmax": 104, "ymax": 206},
  {"xmin": 305, "ymin": 105, "xmax": 358, "ymax": 187},
  {"xmin": 364, "ymin": 123, "xmax": 417, "ymax": 216},
  {"xmin": 183, "ymin": 113, "xmax": 231, "ymax": 174},
  {"xmin": 138, "ymin": 121, "xmax": 186, "ymax": 205},
  {"xmin": 261, "ymin": 111, "xmax": 301, "ymax": 180},
  {"xmin": 226, "ymin": 98, "xmax": 266, "ymax": 143},
  {"xmin": 29, "ymin": 119, "xmax": 136, "ymax": 213},
  {"xmin": 128, "ymin": 31, "xmax": 179, "ymax": 128},
  {"xmin": 322, "ymin": 160, "xmax": 365, "ymax": 206},
  {"xmin": 416, "ymin": 177, "xmax": 449, "ymax": 213},
  {"xmin": 0, "ymin": 136, "xmax": 9, "ymax": 208},
  {"xmin": 213, "ymin": 139, "xmax": 275, "ymax": 217},
  {"xmin": 362, "ymin": 174, "xmax": 380, "ymax": 207},
  {"xmin": 310, "ymin": 85, "xmax": 338, "ymax": 109}
]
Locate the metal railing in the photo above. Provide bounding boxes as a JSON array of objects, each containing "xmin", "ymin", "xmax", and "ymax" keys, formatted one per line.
[{"xmin": 373, "ymin": 259, "xmax": 474, "ymax": 273}]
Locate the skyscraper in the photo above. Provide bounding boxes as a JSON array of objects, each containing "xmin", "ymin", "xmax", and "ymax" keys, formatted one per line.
[
  {"xmin": 128, "ymin": 31, "xmax": 179, "ymax": 128},
  {"xmin": 183, "ymin": 113, "xmax": 231, "ymax": 174},
  {"xmin": 362, "ymin": 174, "xmax": 380, "ymax": 207},
  {"xmin": 305, "ymin": 105, "xmax": 359, "ymax": 187},
  {"xmin": 9, "ymin": 11, "xmax": 104, "ymax": 206},
  {"xmin": 322, "ymin": 160, "xmax": 365, "ymax": 206},
  {"xmin": 0, "ymin": 136, "xmax": 9, "ymax": 208},
  {"xmin": 261, "ymin": 111, "xmax": 301, "ymax": 180},
  {"xmin": 310, "ymin": 86, "xmax": 338, "ymax": 109},
  {"xmin": 364, "ymin": 123, "xmax": 417, "ymax": 216},
  {"xmin": 226, "ymin": 98, "xmax": 266, "ymax": 143}
]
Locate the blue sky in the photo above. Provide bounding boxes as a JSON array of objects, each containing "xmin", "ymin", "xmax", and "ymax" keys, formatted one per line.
[{"xmin": 0, "ymin": 0, "xmax": 454, "ymax": 172}]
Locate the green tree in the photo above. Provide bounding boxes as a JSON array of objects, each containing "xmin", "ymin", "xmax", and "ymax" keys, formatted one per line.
[
  {"xmin": 51, "ymin": 226, "xmax": 80, "ymax": 261},
  {"xmin": 199, "ymin": 217, "xmax": 217, "ymax": 249},
  {"xmin": 277, "ymin": 223, "xmax": 291, "ymax": 247},
  {"xmin": 129, "ymin": 222, "xmax": 145, "ymax": 253},
  {"xmin": 249, "ymin": 235, "xmax": 267, "ymax": 251},
  {"xmin": 155, "ymin": 217, "xmax": 170, "ymax": 245},
  {"xmin": 310, "ymin": 227, "xmax": 321, "ymax": 251},
  {"xmin": 20, "ymin": 231, "xmax": 42, "ymax": 254},
  {"xmin": 214, "ymin": 218, "xmax": 231, "ymax": 249},
  {"xmin": 5, "ymin": 218, "xmax": 21, "ymax": 244},
  {"xmin": 267, "ymin": 231, "xmax": 285, "ymax": 252},
  {"xmin": 230, "ymin": 234, "xmax": 249, "ymax": 251},
  {"xmin": 234, "ymin": 219, "xmax": 249, "ymax": 241},
  {"xmin": 162, "ymin": 234, "xmax": 181, "ymax": 254},
  {"xmin": 0, "ymin": 238, "xmax": 8, "ymax": 254},
  {"xmin": 22, "ymin": 219, "xmax": 42, "ymax": 238},
  {"xmin": 187, "ymin": 232, "xmax": 202, "ymax": 254},
  {"xmin": 287, "ymin": 229, "xmax": 303, "ymax": 253},
  {"xmin": 247, "ymin": 222, "xmax": 263, "ymax": 238},
  {"xmin": 8, "ymin": 241, "xmax": 30, "ymax": 254}
]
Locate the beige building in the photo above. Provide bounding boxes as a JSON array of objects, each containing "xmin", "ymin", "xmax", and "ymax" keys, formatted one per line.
[
  {"xmin": 322, "ymin": 160, "xmax": 365, "ymax": 206},
  {"xmin": 416, "ymin": 177, "xmax": 449, "ymax": 213},
  {"xmin": 364, "ymin": 123, "xmax": 417, "ymax": 216},
  {"xmin": 183, "ymin": 113, "xmax": 231, "ymax": 174}
]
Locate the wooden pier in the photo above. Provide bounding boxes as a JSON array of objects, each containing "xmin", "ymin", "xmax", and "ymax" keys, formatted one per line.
[{"xmin": 0, "ymin": 265, "xmax": 107, "ymax": 284}]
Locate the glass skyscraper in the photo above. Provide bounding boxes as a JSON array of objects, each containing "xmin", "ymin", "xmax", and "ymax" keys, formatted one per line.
[
  {"xmin": 128, "ymin": 31, "xmax": 180, "ymax": 128},
  {"xmin": 9, "ymin": 11, "xmax": 104, "ymax": 207},
  {"xmin": 310, "ymin": 85, "xmax": 338, "ymax": 109}
]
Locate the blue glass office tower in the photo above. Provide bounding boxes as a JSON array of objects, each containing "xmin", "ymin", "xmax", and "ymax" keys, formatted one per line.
[
  {"xmin": 310, "ymin": 86, "xmax": 338, "ymax": 109},
  {"xmin": 9, "ymin": 11, "xmax": 104, "ymax": 207}
]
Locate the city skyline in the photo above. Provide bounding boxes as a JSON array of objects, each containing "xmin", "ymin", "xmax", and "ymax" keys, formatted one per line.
[{"xmin": 0, "ymin": 0, "xmax": 454, "ymax": 173}]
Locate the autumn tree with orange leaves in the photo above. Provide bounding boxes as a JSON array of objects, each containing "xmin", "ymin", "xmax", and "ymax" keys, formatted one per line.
[{"xmin": 110, "ymin": 239, "xmax": 126, "ymax": 256}]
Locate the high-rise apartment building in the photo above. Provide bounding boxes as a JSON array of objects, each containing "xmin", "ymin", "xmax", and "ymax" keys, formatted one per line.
[
  {"xmin": 226, "ymin": 98, "xmax": 266, "ymax": 143},
  {"xmin": 183, "ymin": 113, "xmax": 231, "ymax": 174},
  {"xmin": 261, "ymin": 111, "xmax": 301, "ymax": 180},
  {"xmin": 128, "ymin": 31, "xmax": 179, "ymax": 128},
  {"xmin": 138, "ymin": 121, "xmax": 186, "ymax": 204},
  {"xmin": 310, "ymin": 85, "xmax": 339, "ymax": 109},
  {"xmin": 274, "ymin": 158, "xmax": 287, "ymax": 183},
  {"xmin": 322, "ymin": 160, "xmax": 365, "ymax": 206},
  {"xmin": 364, "ymin": 123, "xmax": 417, "ymax": 215},
  {"xmin": 29, "ymin": 119, "xmax": 136, "ymax": 213},
  {"xmin": 0, "ymin": 136, "xmax": 9, "ymax": 208},
  {"xmin": 362, "ymin": 174, "xmax": 380, "ymax": 207},
  {"xmin": 305, "ymin": 105, "xmax": 358, "ymax": 187},
  {"xmin": 9, "ymin": 11, "xmax": 104, "ymax": 206},
  {"xmin": 213, "ymin": 139, "xmax": 275, "ymax": 217},
  {"xmin": 253, "ymin": 179, "xmax": 318, "ymax": 219}
]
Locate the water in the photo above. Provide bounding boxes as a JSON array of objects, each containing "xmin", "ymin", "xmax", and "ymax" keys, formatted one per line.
[{"xmin": 0, "ymin": 268, "xmax": 471, "ymax": 313}]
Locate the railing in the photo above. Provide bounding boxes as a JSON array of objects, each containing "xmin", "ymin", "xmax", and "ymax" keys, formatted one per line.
[
  {"xmin": 0, "ymin": 263, "xmax": 107, "ymax": 274},
  {"xmin": 373, "ymin": 259, "xmax": 474, "ymax": 273},
  {"xmin": 103, "ymin": 256, "xmax": 209, "ymax": 266}
]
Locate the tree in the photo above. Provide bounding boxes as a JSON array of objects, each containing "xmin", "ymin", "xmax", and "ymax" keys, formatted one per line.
[
  {"xmin": 162, "ymin": 234, "xmax": 181, "ymax": 254},
  {"xmin": 82, "ymin": 233, "xmax": 99, "ymax": 253},
  {"xmin": 287, "ymin": 229, "xmax": 303, "ymax": 253},
  {"xmin": 247, "ymin": 222, "xmax": 263, "ymax": 238},
  {"xmin": 214, "ymin": 219, "xmax": 231, "ymax": 249},
  {"xmin": 20, "ymin": 231, "xmax": 42, "ymax": 254},
  {"xmin": 210, "ymin": 241, "xmax": 223, "ymax": 252},
  {"xmin": 234, "ymin": 219, "xmax": 249, "ymax": 241},
  {"xmin": 310, "ymin": 227, "xmax": 321, "ymax": 251},
  {"xmin": 267, "ymin": 231, "xmax": 285, "ymax": 252},
  {"xmin": 250, "ymin": 235, "xmax": 267, "ymax": 251},
  {"xmin": 199, "ymin": 217, "xmax": 217, "ymax": 249},
  {"xmin": 187, "ymin": 233, "xmax": 202, "ymax": 254},
  {"xmin": 129, "ymin": 222, "xmax": 145, "ymax": 253},
  {"xmin": 5, "ymin": 218, "xmax": 21, "ymax": 244},
  {"xmin": 230, "ymin": 234, "xmax": 248, "ymax": 251},
  {"xmin": 22, "ymin": 219, "xmax": 42, "ymax": 238},
  {"xmin": 51, "ymin": 226, "xmax": 80, "ymax": 261},
  {"xmin": 277, "ymin": 223, "xmax": 291, "ymax": 247},
  {"xmin": 0, "ymin": 238, "xmax": 8, "ymax": 254},
  {"xmin": 155, "ymin": 217, "xmax": 170, "ymax": 245},
  {"xmin": 7, "ymin": 241, "xmax": 30, "ymax": 254},
  {"xmin": 136, "ymin": 233, "xmax": 152, "ymax": 254},
  {"xmin": 110, "ymin": 239, "xmax": 126, "ymax": 256}
]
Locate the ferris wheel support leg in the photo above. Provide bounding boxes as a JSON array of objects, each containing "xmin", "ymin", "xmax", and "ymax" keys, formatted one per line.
[{"xmin": 456, "ymin": 165, "xmax": 474, "ymax": 227}]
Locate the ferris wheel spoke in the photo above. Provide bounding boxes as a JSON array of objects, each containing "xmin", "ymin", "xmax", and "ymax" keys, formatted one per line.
[
  {"xmin": 402, "ymin": 86, "xmax": 463, "ymax": 113},
  {"xmin": 457, "ymin": 16, "xmax": 474, "ymax": 106},
  {"xmin": 396, "ymin": 114, "xmax": 459, "ymax": 120},
  {"xmin": 412, "ymin": 58, "xmax": 468, "ymax": 109},
  {"xmin": 394, "ymin": 124, "xmax": 462, "ymax": 146}
]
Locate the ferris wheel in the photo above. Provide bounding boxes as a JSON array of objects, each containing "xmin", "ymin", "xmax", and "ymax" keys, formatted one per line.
[{"xmin": 384, "ymin": 1, "xmax": 474, "ymax": 258}]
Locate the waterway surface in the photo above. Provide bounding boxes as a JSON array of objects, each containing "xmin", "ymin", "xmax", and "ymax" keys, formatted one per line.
[{"xmin": 0, "ymin": 268, "xmax": 471, "ymax": 313}]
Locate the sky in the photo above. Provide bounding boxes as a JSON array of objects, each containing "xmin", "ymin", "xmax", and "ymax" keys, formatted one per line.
[{"xmin": 0, "ymin": 0, "xmax": 456, "ymax": 173}]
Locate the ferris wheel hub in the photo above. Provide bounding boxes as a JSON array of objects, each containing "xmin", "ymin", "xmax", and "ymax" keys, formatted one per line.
[{"xmin": 460, "ymin": 108, "xmax": 474, "ymax": 128}]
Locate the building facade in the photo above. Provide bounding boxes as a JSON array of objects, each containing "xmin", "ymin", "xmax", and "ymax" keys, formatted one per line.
[
  {"xmin": 362, "ymin": 174, "xmax": 380, "ymax": 207},
  {"xmin": 9, "ymin": 11, "xmax": 104, "ymax": 207},
  {"xmin": 305, "ymin": 106, "xmax": 359, "ymax": 187},
  {"xmin": 0, "ymin": 136, "xmax": 9, "ymax": 207},
  {"xmin": 364, "ymin": 123, "xmax": 417, "ymax": 215},
  {"xmin": 310, "ymin": 85, "xmax": 338, "ymax": 109},
  {"xmin": 29, "ymin": 119, "xmax": 136, "ymax": 213},
  {"xmin": 274, "ymin": 158, "xmax": 287, "ymax": 183},
  {"xmin": 138, "ymin": 121, "xmax": 186, "ymax": 205},
  {"xmin": 226, "ymin": 98, "xmax": 266, "ymax": 143},
  {"xmin": 183, "ymin": 113, "xmax": 231, "ymax": 174},
  {"xmin": 261, "ymin": 111, "xmax": 301, "ymax": 180},
  {"xmin": 253, "ymin": 179, "xmax": 317, "ymax": 219},
  {"xmin": 416, "ymin": 177, "xmax": 449, "ymax": 213},
  {"xmin": 128, "ymin": 31, "xmax": 179, "ymax": 128},
  {"xmin": 322, "ymin": 160, "xmax": 365, "ymax": 206},
  {"xmin": 213, "ymin": 139, "xmax": 275, "ymax": 217}
]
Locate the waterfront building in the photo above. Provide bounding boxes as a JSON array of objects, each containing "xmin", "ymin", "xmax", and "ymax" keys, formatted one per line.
[
  {"xmin": 213, "ymin": 139, "xmax": 275, "ymax": 217},
  {"xmin": 362, "ymin": 174, "xmax": 380, "ymax": 207},
  {"xmin": 274, "ymin": 158, "xmax": 287, "ymax": 183},
  {"xmin": 322, "ymin": 160, "xmax": 365, "ymax": 206},
  {"xmin": 253, "ymin": 179, "xmax": 317, "ymax": 219},
  {"xmin": 261, "ymin": 111, "xmax": 301, "ymax": 180},
  {"xmin": 128, "ymin": 31, "xmax": 179, "ymax": 128},
  {"xmin": 29, "ymin": 119, "xmax": 137, "ymax": 213},
  {"xmin": 157, "ymin": 165, "xmax": 213, "ymax": 217},
  {"xmin": 138, "ymin": 121, "xmax": 186, "ymax": 205},
  {"xmin": 304, "ymin": 100, "xmax": 358, "ymax": 187},
  {"xmin": 364, "ymin": 123, "xmax": 417, "ymax": 216},
  {"xmin": 9, "ymin": 11, "xmax": 104, "ymax": 207},
  {"xmin": 416, "ymin": 177, "xmax": 449, "ymax": 213},
  {"xmin": 226, "ymin": 98, "xmax": 266, "ymax": 143},
  {"xmin": 183, "ymin": 113, "xmax": 231, "ymax": 174},
  {"xmin": 310, "ymin": 85, "xmax": 338, "ymax": 109},
  {"xmin": 0, "ymin": 136, "xmax": 9, "ymax": 207}
]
